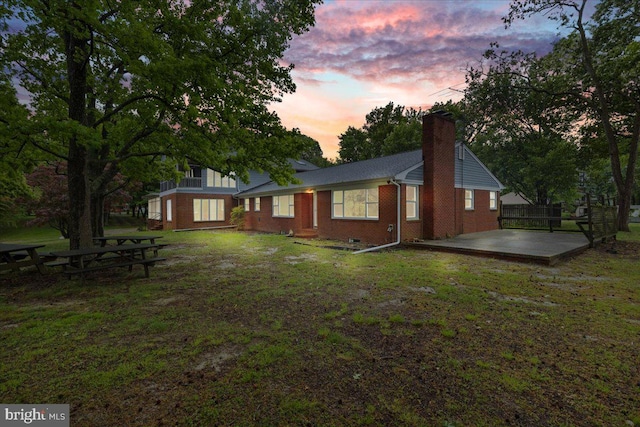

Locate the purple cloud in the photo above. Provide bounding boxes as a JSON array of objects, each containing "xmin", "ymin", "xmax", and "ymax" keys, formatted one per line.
[{"xmin": 284, "ymin": 1, "xmax": 560, "ymax": 87}]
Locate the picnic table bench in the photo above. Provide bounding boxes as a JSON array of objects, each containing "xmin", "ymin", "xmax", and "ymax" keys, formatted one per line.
[
  {"xmin": 48, "ymin": 243, "xmax": 164, "ymax": 279},
  {"xmin": 93, "ymin": 235, "xmax": 164, "ymax": 256},
  {"xmin": 0, "ymin": 243, "xmax": 46, "ymax": 274}
]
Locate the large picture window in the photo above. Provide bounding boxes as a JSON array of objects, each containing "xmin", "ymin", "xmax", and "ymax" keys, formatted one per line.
[
  {"xmin": 193, "ymin": 199, "xmax": 225, "ymax": 221},
  {"xmin": 406, "ymin": 185, "xmax": 419, "ymax": 220},
  {"xmin": 273, "ymin": 195, "xmax": 294, "ymax": 217},
  {"xmin": 206, "ymin": 169, "xmax": 236, "ymax": 188},
  {"xmin": 332, "ymin": 188, "xmax": 379, "ymax": 219}
]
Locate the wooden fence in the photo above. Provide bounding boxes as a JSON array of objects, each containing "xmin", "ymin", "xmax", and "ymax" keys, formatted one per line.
[
  {"xmin": 499, "ymin": 203, "xmax": 562, "ymax": 231},
  {"xmin": 576, "ymin": 195, "xmax": 618, "ymax": 247}
]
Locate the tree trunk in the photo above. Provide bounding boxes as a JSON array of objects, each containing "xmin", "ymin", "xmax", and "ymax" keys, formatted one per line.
[
  {"xmin": 68, "ymin": 142, "xmax": 93, "ymax": 249},
  {"xmin": 65, "ymin": 22, "xmax": 93, "ymax": 249},
  {"xmin": 617, "ymin": 190, "xmax": 631, "ymax": 232},
  {"xmin": 91, "ymin": 193, "xmax": 106, "ymax": 238},
  {"xmin": 575, "ymin": 8, "xmax": 638, "ymax": 232}
]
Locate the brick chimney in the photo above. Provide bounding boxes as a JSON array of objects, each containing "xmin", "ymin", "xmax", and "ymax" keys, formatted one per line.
[{"xmin": 422, "ymin": 112, "xmax": 458, "ymax": 239}]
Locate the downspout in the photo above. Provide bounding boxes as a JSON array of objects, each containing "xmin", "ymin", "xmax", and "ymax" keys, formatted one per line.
[{"xmin": 353, "ymin": 179, "xmax": 401, "ymax": 254}]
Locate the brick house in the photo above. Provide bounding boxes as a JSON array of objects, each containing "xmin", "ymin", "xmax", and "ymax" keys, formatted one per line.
[
  {"xmin": 235, "ymin": 112, "xmax": 504, "ymax": 245},
  {"xmin": 151, "ymin": 160, "xmax": 319, "ymax": 231}
]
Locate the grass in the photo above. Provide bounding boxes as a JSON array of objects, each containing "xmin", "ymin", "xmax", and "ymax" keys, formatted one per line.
[{"xmin": 1, "ymin": 223, "xmax": 639, "ymax": 426}]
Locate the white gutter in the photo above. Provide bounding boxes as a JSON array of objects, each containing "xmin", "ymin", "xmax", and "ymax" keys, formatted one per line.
[{"xmin": 353, "ymin": 179, "xmax": 401, "ymax": 254}]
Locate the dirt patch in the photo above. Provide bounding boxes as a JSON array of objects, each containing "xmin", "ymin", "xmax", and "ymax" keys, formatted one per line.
[
  {"xmin": 487, "ymin": 291, "xmax": 559, "ymax": 306},
  {"xmin": 284, "ymin": 253, "xmax": 318, "ymax": 264},
  {"xmin": 194, "ymin": 346, "xmax": 244, "ymax": 372},
  {"xmin": 596, "ymin": 239, "xmax": 640, "ymax": 257}
]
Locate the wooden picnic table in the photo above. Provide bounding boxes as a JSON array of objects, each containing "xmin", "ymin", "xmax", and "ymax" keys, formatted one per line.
[
  {"xmin": 93, "ymin": 235, "xmax": 163, "ymax": 257},
  {"xmin": 0, "ymin": 243, "xmax": 46, "ymax": 274},
  {"xmin": 93, "ymin": 235, "xmax": 163, "ymax": 246},
  {"xmin": 49, "ymin": 243, "xmax": 164, "ymax": 279}
]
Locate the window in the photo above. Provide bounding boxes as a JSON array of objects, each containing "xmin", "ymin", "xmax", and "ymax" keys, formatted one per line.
[
  {"xmin": 465, "ymin": 189, "xmax": 474, "ymax": 210},
  {"xmin": 148, "ymin": 198, "xmax": 161, "ymax": 221},
  {"xmin": 273, "ymin": 195, "xmax": 294, "ymax": 217},
  {"xmin": 193, "ymin": 199, "xmax": 225, "ymax": 221},
  {"xmin": 244, "ymin": 198, "xmax": 250, "ymax": 211},
  {"xmin": 332, "ymin": 188, "xmax": 379, "ymax": 219},
  {"xmin": 489, "ymin": 191, "xmax": 498, "ymax": 210},
  {"xmin": 254, "ymin": 197, "xmax": 261, "ymax": 212},
  {"xmin": 166, "ymin": 199, "xmax": 172, "ymax": 222},
  {"xmin": 406, "ymin": 185, "xmax": 419, "ymax": 220},
  {"xmin": 206, "ymin": 169, "xmax": 236, "ymax": 188}
]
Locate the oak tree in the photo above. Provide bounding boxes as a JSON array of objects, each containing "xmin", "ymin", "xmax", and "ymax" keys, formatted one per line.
[{"xmin": 1, "ymin": 0, "xmax": 321, "ymax": 248}]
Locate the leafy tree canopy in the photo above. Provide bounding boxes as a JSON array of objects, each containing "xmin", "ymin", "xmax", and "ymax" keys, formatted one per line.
[
  {"xmin": 337, "ymin": 102, "xmax": 425, "ymax": 163},
  {"xmin": 0, "ymin": 75, "xmax": 35, "ymax": 227},
  {"xmin": 1, "ymin": 0, "xmax": 321, "ymax": 247},
  {"xmin": 501, "ymin": 0, "xmax": 639, "ymax": 230},
  {"xmin": 288, "ymin": 130, "xmax": 333, "ymax": 168},
  {"xmin": 463, "ymin": 46, "xmax": 580, "ymax": 204}
]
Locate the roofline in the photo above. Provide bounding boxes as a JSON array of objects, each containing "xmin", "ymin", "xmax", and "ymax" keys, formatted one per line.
[{"xmin": 236, "ymin": 178, "xmax": 394, "ymax": 198}]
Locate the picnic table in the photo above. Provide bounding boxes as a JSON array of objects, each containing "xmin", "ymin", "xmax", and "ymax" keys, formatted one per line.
[
  {"xmin": 93, "ymin": 235, "xmax": 163, "ymax": 257},
  {"xmin": 49, "ymin": 243, "xmax": 164, "ymax": 279},
  {"xmin": 93, "ymin": 235, "xmax": 163, "ymax": 246},
  {"xmin": 0, "ymin": 243, "xmax": 46, "ymax": 274}
]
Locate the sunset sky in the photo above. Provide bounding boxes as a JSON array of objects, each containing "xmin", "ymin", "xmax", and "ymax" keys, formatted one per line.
[{"xmin": 271, "ymin": 0, "xmax": 585, "ymax": 160}]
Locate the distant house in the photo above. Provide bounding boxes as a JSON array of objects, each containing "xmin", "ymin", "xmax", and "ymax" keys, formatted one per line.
[
  {"xmin": 149, "ymin": 112, "xmax": 504, "ymax": 244},
  {"xmin": 500, "ymin": 192, "xmax": 530, "ymax": 205},
  {"xmin": 150, "ymin": 160, "xmax": 318, "ymax": 231}
]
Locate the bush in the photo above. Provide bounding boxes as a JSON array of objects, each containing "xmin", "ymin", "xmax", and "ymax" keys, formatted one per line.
[{"xmin": 230, "ymin": 206, "xmax": 245, "ymax": 230}]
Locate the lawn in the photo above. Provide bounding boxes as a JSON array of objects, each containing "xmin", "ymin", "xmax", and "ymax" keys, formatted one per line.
[{"xmin": 1, "ymin": 224, "xmax": 639, "ymax": 426}]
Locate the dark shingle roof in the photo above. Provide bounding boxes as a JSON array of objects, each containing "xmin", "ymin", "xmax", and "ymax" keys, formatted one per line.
[
  {"xmin": 237, "ymin": 159, "xmax": 320, "ymax": 192},
  {"xmin": 237, "ymin": 150, "xmax": 422, "ymax": 197}
]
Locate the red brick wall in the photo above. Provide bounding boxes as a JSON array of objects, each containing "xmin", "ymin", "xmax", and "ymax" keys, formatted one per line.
[
  {"xmin": 422, "ymin": 113, "xmax": 461, "ymax": 239},
  {"xmin": 401, "ymin": 184, "xmax": 423, "ymax": 242},
  {"xmin": 242, "ymin": 185, "xmax": 426, "ymax": 245},
  {"xmin": 246, "ymin": 196, "xmax": 297, "ymax": 235},
  {"xmin": 313, "ymin": 186, "xmax": 396, "ymax": 244},
  {"xmin": 161, "ymin": 193, "xmax": 237, "ymax": 230},
  {"xmin": 462, "ymin": 189, "xmax": 500, "ymax": 234}
]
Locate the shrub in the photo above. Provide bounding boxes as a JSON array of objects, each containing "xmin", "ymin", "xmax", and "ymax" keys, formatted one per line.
[{"xmin": 230, "ymin": 206, "xmax": 245, "ymax": 230}]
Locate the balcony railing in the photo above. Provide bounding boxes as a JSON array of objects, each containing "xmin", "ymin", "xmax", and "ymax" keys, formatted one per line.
[{"xmin": 160, "ymin": 177, "xmax": 202, "ymax": 192}]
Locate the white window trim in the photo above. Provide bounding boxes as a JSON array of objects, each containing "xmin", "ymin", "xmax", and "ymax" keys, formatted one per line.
[
  {"xmin": 244, "ymin": 198, "xmax": 250, "ymax": 211},
  {"xmin": 406, "ymin": 185, "xmax": 419, "ymax": 220},
  {"xmin": 254, "ymin": 197, "xmax": 261, "ymax": 212},
  {"xmin": 206, "ymin": 169, "xmax": 236, "ymax": 189},
  {"xmin": 465, "ymin": 189, "xmax": 475, "ymax": 211},
  {"xmin": 489, "ymin": 191, "xmax": 498, "ymax": 211},
  {"xmin": 166, "ymin": 199, "xmax": 172, "ymax": 222},
  {"xmin": 332, "ymin": 188, "xmax": 379, "ymax": 220},
  {"xmin": 193, "ymin": 198, "xmax": 225, "ymax": 222},
  {"xmin": 273, "ymin": 194, "xmax": 295, "ymax": 218}
]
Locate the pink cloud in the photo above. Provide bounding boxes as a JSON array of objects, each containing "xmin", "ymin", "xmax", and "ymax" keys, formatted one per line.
[{"xmin": 275, "ymin": 0, "xmax": 566, "ymax": 160}]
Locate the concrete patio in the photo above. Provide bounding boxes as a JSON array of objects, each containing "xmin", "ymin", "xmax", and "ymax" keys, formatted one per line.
[{"xmin": 405, "ymin": 229, "xmax": 591, "ymax": 265}]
